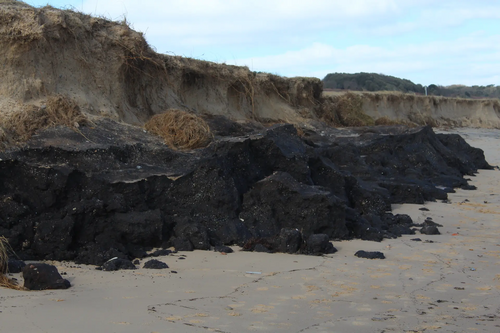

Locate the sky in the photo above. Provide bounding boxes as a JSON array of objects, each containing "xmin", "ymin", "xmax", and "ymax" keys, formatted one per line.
[{"xmin": 24, "ymin": 0, "xmax": 500, "ymax": 86}]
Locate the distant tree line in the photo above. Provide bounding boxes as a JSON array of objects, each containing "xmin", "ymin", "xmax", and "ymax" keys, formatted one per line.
[{"xmin": 322, "ymin": 72, "xmax": 500, "ymax": 99}]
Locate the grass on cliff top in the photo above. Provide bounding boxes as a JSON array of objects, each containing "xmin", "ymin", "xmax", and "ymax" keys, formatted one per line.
[
  {"xmin": 145, "ymin": 109, "xmax": 213, "ymax": 150},
  {"xmin": 0, "ymin": 236, "xmax": 24, "ymax": 290}
]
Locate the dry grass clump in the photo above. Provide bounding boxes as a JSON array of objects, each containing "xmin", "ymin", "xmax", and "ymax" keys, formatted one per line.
[
  {"xmin": 145, "ymin": 109, "xmax": 212, "ymax": 150},
  {"xmin": 0, "ymin": 95, "xmax": 86, "ymax": 144},
  {"xmin": 0, "ymin": 236, "xmax": 24, "ymax": 290}
]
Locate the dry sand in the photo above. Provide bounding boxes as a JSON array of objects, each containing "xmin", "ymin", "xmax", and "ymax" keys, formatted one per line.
[{"xmin": 1, "ymin": 128, "xmax": 500, "ymax": 333}]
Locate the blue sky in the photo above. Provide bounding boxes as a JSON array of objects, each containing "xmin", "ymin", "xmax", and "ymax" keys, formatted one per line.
[{"xmin": 24, "ymin": 0, "xmax": 500, "ymax": 86}]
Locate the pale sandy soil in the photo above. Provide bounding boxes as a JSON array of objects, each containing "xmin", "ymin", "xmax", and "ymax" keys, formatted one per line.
[{"xmin": 1, "ymin": 129, "xmax": 499, "ymax": 333}]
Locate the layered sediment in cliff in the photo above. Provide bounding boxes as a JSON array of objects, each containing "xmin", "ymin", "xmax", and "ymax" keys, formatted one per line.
[{"xmin": 0, "ymin": 1, "xmax": 321, "ymax": 127}]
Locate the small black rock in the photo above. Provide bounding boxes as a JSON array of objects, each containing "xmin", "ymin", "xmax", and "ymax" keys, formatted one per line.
[
  {"xmin": 253, "ymin": 244, "xmax": 271, "ymax": 253},
  {"xmin": 143, "ymin": 259, "xmax": 169, "ymax": 269},
  {"xmin": 354, "ymin": 250, "xmax": 385, "ymax": 259},
  {"xmin": 411, "ymin": 238, "xmax": 422, "ymax": 242},
  {"xmin": 305, "ymin": 234, "xmax": 337, "ymax": 255},
  {"xmin": 22, "ymin": 263, "xmax": 71, "ymax": 290},
  {"xmin": 423, "ymin": 220, "xmax": 443, "ymax": 227},
  {"xmin": 133, "ymin": 259, "xmax": 140, "ymax": 265},
  {"xmin": 102, "ymin": 258, "xmax": 137, "ymax": 271},
  {"xmin": 214, "ymin": 245, "xmax": 234, "ymax": 253},
  {"xmin": 420, "ymin": 226, "xmax": 440, "ymax": 235},
  {"xmin": 419, "ymin": 207, "xmax": 430, "ymax": 211}
]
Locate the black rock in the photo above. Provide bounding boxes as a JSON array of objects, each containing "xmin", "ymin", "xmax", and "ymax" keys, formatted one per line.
[
  {"xmin": 423, "ymin": 220, "xmax": 443, "ymax": 228},
  {"xmin": 132, "ymin": 259, "xmax": 140, "ymax": 265},
  {"xmin": 275, "ymin": 228, "xmax": 303, "ymax": 254},
  {"xmin": 213, "ymin": 245, "xmax": 234, "ymax": 253},
  {"xmin": 240, "ymin": 172, "xmax": 348, "ymax": 239},
  {"xmin": 354, "ymin": 251, "xmax": 385, "ymax": 259},
  {"xmin": 102, "ymin": 258, "xmax": 137, "ymax": 271},
  {"xmin": 174, "ymin": 222, "xmax": 210, "ymax": 250},
  {"xmin": 420, "ymin": 226, "xmax": 441, "ymax": 235},
  {"xmin": 143, "ymin": 259, "xmax": 169, "ymax": 269},
  {"xmin": 253, "ymin": 244, "xmax": 272, "ymax": 253},
  {"xmin": 22, "ymin": 263, "xmax": 71, "ymax": 290},
  {"xmin": 419, "ymin": 208, "xmax": 429, "ymax": 211},
  {"xmin": 7, "ymin": 259, "xmax": 26, "ymax": 273},
  {"xmin": 411, "ymin": 238, "xmax": 422, "ymax": 242},
  {"xmin": 304, "ymin": 234, "xmax": 337, "ymax": 255},
  {"xmin": 0, "ymin": 120, "xmax": 491, "ymax": 264},
  {"xmin": 172, "ymin": 238, "xmax": 194, "ymax": 252}
]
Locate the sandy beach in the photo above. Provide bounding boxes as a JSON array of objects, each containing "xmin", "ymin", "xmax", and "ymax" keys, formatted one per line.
[{"xmin": 1, "ymin": 128, "xmax": 499, "ymax": 333}]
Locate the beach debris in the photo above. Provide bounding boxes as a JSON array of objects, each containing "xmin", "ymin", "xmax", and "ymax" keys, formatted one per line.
[
  {"xmin": 143, "ymin": 259, "xmax": 169, "ymax": 269},
  {"xmin": 22, "ymin": 263, "xmax": 71, "ymax": 290},
  {"xmin": 245, "ymin": 271, "xmax": 262, "ymax": 275},
  {"xmin": 469, "ymin": 267, "xmax": 476, "ymax": 271},
  {"xmin": 102, "ymin": 258, "xmax": 137, "ymax": 271},
  {"xmin": 354, "ymin": 250, "xmax": 386, "ymax": 259}
]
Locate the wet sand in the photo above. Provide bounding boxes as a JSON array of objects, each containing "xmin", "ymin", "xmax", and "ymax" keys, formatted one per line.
[{"xmin": 1, "ymin": 128, "xmax": 499, "ymax": 333}]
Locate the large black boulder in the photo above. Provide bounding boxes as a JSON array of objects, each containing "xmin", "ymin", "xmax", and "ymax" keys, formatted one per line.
[{"xmin": 22, "ymin": 263, "xmax": 71, "ymax": 290}]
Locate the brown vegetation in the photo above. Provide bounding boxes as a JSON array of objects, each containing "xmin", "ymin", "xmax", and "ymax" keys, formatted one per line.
[
  {"xmin": 317, "ymin": 92, "xmax": 375, "ymax": 127},
  {"xmin": 0, "ymin": 95, "xmax": 86, "ymax": 145},
  {"xmin": 374, "ymin": 116, "xmax": 401, "ymax": 126},
  {"xmin": 0, "ymin": 236, "xmax": 24, "ymax": 290},
  {"xmin": 144, "ymin": 109, "xmax": 212, "ymax": 150}
]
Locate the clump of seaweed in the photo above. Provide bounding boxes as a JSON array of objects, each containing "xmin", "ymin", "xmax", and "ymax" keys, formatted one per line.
[
  {"xmin": 0, "ymin": 236, "xmax": 24, "ymax": 290},
  {"xmin": 0, "ymin": 95, "xmax": 86, "ymax": 145}
]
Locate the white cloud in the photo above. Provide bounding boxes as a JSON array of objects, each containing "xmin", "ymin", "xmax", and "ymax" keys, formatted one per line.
[
  {"xmin": 231, "ymin": 33, "xmax": 500, "ymax": 85},
  {"xmin": 76, "ymin": 0, "xmax": 500, "ymax": 85}
]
